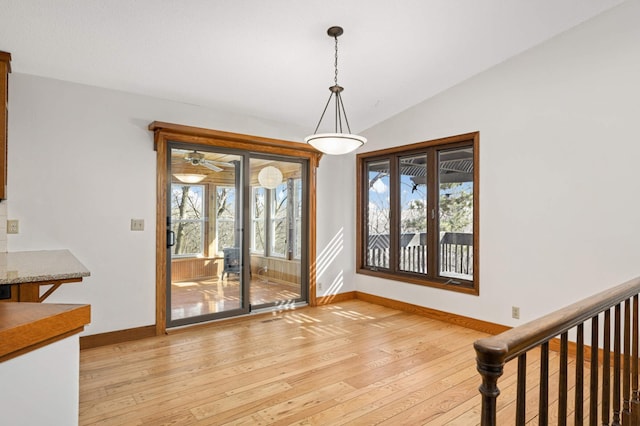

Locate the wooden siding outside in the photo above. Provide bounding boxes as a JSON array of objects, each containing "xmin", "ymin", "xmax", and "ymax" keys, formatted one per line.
[
  {"xmin": 170, "ymin": 256, "xmax": 299, "ymax": 285},
  {"xmin": 171, "ymin": 257, "xmax": 222, "ymax": 282},
  {"xmin": 250, "ymin": 255, "xmax": 301, "ymax": 285}
]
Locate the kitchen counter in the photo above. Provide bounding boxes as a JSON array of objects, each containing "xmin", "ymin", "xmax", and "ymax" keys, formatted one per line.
[
  {"xmin": 0, "ymin": 302, "xmax": 90, "ymax": 362},
  {"xmin": 0, "ymin": 250, "xmax": 90, "ymax": 302}
]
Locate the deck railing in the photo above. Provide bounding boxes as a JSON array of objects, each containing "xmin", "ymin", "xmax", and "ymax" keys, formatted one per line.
[
  {"xmin": 474, "ymin": 276, "xmax": 640, "ymax": 425},
  {"xmin": 367, "ymin": 232, "xmax": 472, "ymax": 275}
]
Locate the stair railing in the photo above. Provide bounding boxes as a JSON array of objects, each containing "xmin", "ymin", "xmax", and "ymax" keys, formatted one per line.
[{"xmin": 474, "ymin": 276, "xmax": 640, "ymax": 425}]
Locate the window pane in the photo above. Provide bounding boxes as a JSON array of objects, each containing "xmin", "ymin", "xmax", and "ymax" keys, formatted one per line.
[
  {"xmin": 171, "ymin": 184, "xmax": 204, "ymax": 256},
  {"xmin": 270, "ymin": 183, "xmax": 287, "ymax": 256},
  {"xmin": 438, "ymin": 147, "xmax": 474, "ymax": 281},
  {"xmin": 399, "ymin": 154, "xmax": 427, "ymax": 274},
  {"xmin": 216, "ymin": 186, "xmax": 236, "ymax": 252},
  {"xmin": 216, "ymin": 220, "xmax": 236, "ymax": 252},
  {"xmin": 171, "ymin": 221, "xmax": 203, "ymax": 256},
  {"xmin": 294, "ymin": 178, "xmax": 302, "ymax": 259},
  {"xmin": 171, "ymin": 185, "xmax": 203, "ymax": 219},
  {"xmin": 251, "ymin": 187, "xmax": 265, "ymax": 253},
  {"xmin": 366, "ymin": 160, "xmax": 390, "ymax": 269}
]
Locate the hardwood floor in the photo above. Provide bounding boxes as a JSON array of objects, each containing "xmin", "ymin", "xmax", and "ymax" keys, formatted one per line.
[
  {"xmin": 171, "ymin": 276, "xmax": 302, "ymax": 320},
  {"xmin": 78, "ymin": 300, "xmax": 589, "ymax": 425}
]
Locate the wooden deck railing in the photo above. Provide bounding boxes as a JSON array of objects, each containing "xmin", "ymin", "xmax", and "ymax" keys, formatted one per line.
[
  {"xmin": 367, "ymin": 232, "xmax": 472, "ymax": 275},
  {"xmin": 474, "ymin": 276, "xmax": 640, "ymax": 425}
]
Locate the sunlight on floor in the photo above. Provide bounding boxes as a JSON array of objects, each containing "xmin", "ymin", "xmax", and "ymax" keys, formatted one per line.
[{"xmin": 171, "ymin": 276, "xmax": 302, "ymax": 320}]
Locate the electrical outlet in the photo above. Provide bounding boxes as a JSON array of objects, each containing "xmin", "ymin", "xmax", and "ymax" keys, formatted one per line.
[
  {"xmin": 7, "ymin": 219, "xmax": 19, "ymax": 234},
  {"xmin": 512, "ymin": 306, "xmax": 520, "ymax": 319},
  {"xmin": 130, "ymin": 219, "xmax": 144, "ymax": 231},
  {"xmin": 318, "ymin": 282, "xmax": 323, "ymax": 291}
]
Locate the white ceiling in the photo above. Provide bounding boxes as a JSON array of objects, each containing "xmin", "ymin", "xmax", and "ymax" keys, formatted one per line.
[{"xmin": 0, "ymin": 0, "xmax": 627, "ymax": 136}]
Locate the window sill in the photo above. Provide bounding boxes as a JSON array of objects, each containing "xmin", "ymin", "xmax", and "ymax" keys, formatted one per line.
[{"xmin": 356, "ymin": 267, "xmax": 478, "ymax": 296}]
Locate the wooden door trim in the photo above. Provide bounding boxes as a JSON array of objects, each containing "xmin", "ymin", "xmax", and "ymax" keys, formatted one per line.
[{"xmin": 150, "ymin": 121, "xmax": 321, "ymax": 335}]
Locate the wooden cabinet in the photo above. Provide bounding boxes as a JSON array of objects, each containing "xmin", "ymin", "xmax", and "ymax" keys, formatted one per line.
[{"xmin": 0, "ymin": 51, "xmax": 10, "ymax": 200}]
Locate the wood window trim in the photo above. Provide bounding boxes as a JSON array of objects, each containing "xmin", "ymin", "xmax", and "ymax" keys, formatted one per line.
[
  {"xmin": 0, "ymin": 51, "xmax": 11, "ymax": 200},
  {"xmin": 150, "ymin": 121, "xmax": 322, "ymax": 335},
  {"xmin": 356, "ymin": 131, "xmax": 480, "ymax": 296}
]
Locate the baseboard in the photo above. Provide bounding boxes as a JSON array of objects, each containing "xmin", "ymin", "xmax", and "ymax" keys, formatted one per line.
[
  {"xmin": 80, "ymin": 325, "xmax": 157, "ymax": 349},
  {"xmin": 350, "ymin": 292, "xmax": 614, "ymax": 363},
  {"xmin": 311, "ymin": 290, "xmax": 510, "ymax": 335},
  {"xmin": 316, "ymin": 291, "xmax": 357, "ymax": 305},
  {"xmin": 354, "ymin": 291, "xmax": 510, "ymax": 336}
]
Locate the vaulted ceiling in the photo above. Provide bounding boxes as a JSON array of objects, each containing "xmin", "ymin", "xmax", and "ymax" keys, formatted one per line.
[{"xmin": 0, "ymin": 0, "xmax": 626, "ymax": 138}]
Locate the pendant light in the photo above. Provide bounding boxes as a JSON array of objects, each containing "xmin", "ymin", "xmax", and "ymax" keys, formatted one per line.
[
  {"xmin": 258, "ymin": 166, "xmax": 283, "ymax": 189},
  {"xmin": 304, "ymin": 26, "xmax": 366, "ymax": 155}
]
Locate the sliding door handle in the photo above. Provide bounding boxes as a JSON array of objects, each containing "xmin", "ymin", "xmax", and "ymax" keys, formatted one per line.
[{"xmin": 167, "ymin": 230, "xmax": 176, "ymax": 248}]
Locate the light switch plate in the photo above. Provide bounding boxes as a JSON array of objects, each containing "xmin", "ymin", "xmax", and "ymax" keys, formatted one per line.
[{"xmin": 130, "ymin": 219, "xmax": 144, "ymax": 231}]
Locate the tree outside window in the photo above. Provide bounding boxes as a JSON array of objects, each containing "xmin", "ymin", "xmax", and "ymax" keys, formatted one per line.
[
  {"xmin": 216, "ymin": 186, "xmax": 236, "ymax": 253},
  {"xmin": 270, "ymin": 183, "xmax": 288, "ymax": 257},
  {"xmin": 251, "ymin": 187, "xmax": 265, "ymax": 253},
  {"xmin": 293, "ymin": 178, "xmax": 303, "ymax": 259},
  {"xmin": 171, "ymin": 184, "xmax": 205, "ymax": 257}
]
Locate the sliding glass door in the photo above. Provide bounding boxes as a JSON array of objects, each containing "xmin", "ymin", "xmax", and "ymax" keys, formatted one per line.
[
  {"xmin": 167, "ymin": 145, "xmax": 247, "ymax": 326},
  {"xmin": 166, "ymin": 144, "xmax": 307, "ymax": 327},
  {"xmin": 248, "ymin": 157, "xmax": 306, "ymax": 310}
]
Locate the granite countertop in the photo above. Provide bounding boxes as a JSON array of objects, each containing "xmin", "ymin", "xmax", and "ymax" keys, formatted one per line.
[{"xmin": 0, "ymin": 250, "xmax": 90, "ymax": 285}]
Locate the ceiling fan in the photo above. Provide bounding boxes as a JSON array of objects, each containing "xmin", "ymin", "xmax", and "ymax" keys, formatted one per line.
[{"xmin": 182, "ymin": 150, "xmax": 232, "ymax": 172}]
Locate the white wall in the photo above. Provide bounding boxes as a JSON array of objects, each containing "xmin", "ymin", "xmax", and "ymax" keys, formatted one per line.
[
  {"xmin": 7, "ymin": 75, "xmax": 309, "ymax": 335},
  {"xmin": 7, "ymin": 1, "xmax": 639, "ymax": 336},
  {"xmin": 315, "ymin": 153, "xmax": 357, "ymax": 297},
  {"xmin": 354, "ymin": 0, "xmax": 640, "ymax": 326}
]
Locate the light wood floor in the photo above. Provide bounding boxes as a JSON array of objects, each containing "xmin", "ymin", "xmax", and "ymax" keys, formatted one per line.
[
  {"xmin": 171, "ymin": 276, "xmax": 302, "ymax": 320},
  {"xmin": 79, "ymin": 300, "xmax": 588, "ymax": 425}
]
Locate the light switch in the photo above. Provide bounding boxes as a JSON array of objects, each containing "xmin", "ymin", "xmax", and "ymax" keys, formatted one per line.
[{"xmin": 130, "ymin": 219, "xmax": 144, "ymax": 231}]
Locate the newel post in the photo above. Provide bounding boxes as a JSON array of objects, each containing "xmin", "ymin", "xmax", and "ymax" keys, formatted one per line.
[{"xmin": 474, "ymin": 341, "xmax": 507, "ymax": 426}]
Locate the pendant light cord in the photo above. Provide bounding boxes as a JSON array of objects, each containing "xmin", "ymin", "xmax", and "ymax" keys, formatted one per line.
[
  {"xmin": 311, "ymin": 27, "xmax": 353, "ymax": 136},
  {"xmin": 334, "ymin": 34, "xmax": 339, "ymax": 85},
  {"xmin": 305, "ymin": 26, "xmax": 367, "ymax": 154}
]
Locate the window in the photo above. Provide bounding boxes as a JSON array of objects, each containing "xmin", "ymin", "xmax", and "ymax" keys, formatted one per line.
[
  {"xmin": 356, "ymin": 132, "xmax": 479, "ymax": 294},
  {"xmin": 251, "ymin": 177, "xmax": 303, "ymax": 259},
  {"xmin": 171, "ymin": 184, "xmax": 205, "ymax": 257}
]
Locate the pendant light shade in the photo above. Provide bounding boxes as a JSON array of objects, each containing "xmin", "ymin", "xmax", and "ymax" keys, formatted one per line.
[
  {"xmin": 258, "ymin": 166, "xmax": 283, "ymax": 189},
  {"xmin": 305, "ymin": 133, "xmax": 367, "ymax": 156},
  {"xmin": 305, "ymin": 26, "xmax": 366, "ymax": 155},
  {"xmin": 174, "ymin": 173, "xmax": 206, "ymax": 183}
]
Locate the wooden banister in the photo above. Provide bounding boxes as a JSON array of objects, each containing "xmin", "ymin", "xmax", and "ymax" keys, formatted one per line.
[{"xmin": 474, "ymin": 276, "xmax": 640, "ymax": 425}]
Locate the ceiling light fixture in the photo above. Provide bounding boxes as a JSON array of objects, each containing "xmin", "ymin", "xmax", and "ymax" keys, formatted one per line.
[
  {"xmin": 304, "ymin": 26, "xmax": 367, "ymax": 155},
  {"xmin": 173, "ymin": 173, "xmax": 206, "ymax": 184}
]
